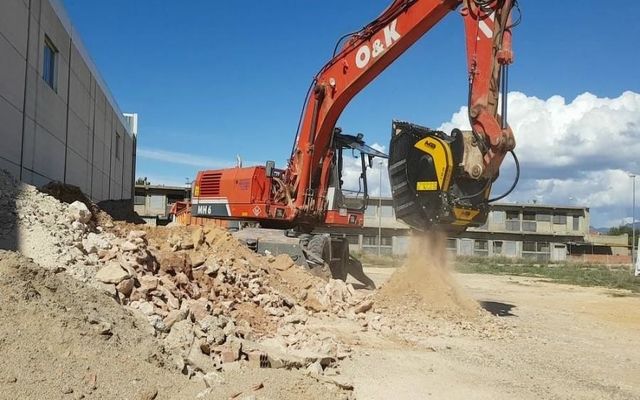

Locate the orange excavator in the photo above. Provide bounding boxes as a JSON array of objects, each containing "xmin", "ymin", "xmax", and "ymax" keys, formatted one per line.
[{"xmin": 174, "ymin": 0, "xmax": 519, "ymax": 284}]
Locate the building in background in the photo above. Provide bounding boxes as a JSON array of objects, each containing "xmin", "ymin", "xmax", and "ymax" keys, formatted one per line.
[
  {"xmin": 131, "ymin": 182, "xmax": 631, "ymax": 263},
  {"xmin": 0, "ymin": 0, "xmax": 136, "ymax": 202},
  {"xmin": 133, "ymin": 183, "xmax": 190, "ymax": 225},
  {"xmin": 332, "ymin": 197, "xmax": 630, "ymax": 263}
]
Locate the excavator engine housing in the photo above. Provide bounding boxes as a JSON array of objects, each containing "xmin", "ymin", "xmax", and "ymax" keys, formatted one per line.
[{"xmin": 388, "ymin": 120, "xmax": 490, "ymax": 235}]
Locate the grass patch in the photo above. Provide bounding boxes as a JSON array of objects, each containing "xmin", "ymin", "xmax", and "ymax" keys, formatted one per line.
[{"xmin": 456, "ymin": 257, "xmax": 640, "ymax": 293}]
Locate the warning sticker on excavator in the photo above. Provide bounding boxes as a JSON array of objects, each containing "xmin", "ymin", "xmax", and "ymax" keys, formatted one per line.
[{"xmin": 416, "ymin": 181, "xmax": 438, "ymax": 191}]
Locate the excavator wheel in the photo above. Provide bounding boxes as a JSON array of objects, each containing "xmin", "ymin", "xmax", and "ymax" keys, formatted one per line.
[
  {"xmin": 305, "ymin": 235, "xmax": 350, "ymax": 281},
  {"xmin": 329, "ymin": 238, "xmax": 349, "ymax": 281},
  {"xmin": 305, "ymin": 235, "xmax": 334, "ymax": 280}
]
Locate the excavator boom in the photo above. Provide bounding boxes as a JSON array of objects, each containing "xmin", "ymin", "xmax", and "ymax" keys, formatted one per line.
[{"xmin": 189, "ymin": 0, "xmax": 518, "ymax": 235}]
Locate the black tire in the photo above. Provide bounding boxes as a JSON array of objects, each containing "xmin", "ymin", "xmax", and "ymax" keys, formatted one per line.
[
  {"xmin": 305, "ymin": 235, "xmax": 332, "ymax": 280},
  {"xmin": 329, "ymin": 238, "xmax": 348, "ymax": 281}
]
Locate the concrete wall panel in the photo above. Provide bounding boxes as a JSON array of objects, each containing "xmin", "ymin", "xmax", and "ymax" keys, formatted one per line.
[
  {"xmin": 21, "ymin": 117, "xmax": 36, "ymax": 170},
  {"xmin": 0, "ymin": 0, "xmax": 29, "ymax": 57},
  {"xmin": 122, "ymin": 135, "xmax": 133, "ymax": 198},
  {"xmin": 92, "ymin": 138, "xmax": 104, "ymax": 174},
  {"xmin": 70, "ymin": 76, "xmax": 90, "ymax": 119},
  {"xmin": 102, "ymin": 173, "xmax": 109, "ymax": 201},
  {"xmin": 40, "ymin": 0, "xmax": 69, "ymax": 63},
  {"xmin": 65, "ymin": 148, "xmax": 89, "ymax": 193},
  {"xmin": 0, "ymin": 158, "xmax": 20, "ymax": 179},
  {"xmin": 67, "ymin": 110, "xmax": 90, "ymax": 157},
  {"xmin": 90, "ymin": 166, "xmax": 102, "ymax": 200},
  {"xmin": 0, "ymin": 35, "xmax": 26, "ymax": 111},
  {"xmin": 0, "ymin": 0, "xmax": 135, "ymax": 202},
  {"xmin": 23, "ymin": 64, "xmax": 38, "ymax": 119},
  {"xmin": 28, "ymin": 0, "xmax": 42, "ymax": 23},
  {"xmin": 0, "ymin": 96, "xmax": 24, "ymax": 164},
  {"xmin": 27, "ymin": 14, "xmax": 39, "ymax": 69},
  {"xmin": 36, "ymin": 79, "xmax": 66, "ymax": 142},
  {"xmin": 70, "ymin": 45, "xmax": 90, "ymax": 92},
  {"xmin": 69, "ymin": 73, "xmax": 91, "ymax": 123},
  {"xmin": 33, "ymin": 124, "xmax": 64, "ymax": 181}
]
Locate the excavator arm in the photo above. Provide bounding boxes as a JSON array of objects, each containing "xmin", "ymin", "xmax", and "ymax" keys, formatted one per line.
[
  {"xmin": 285, "ymin": 0, "xmax": 517, "ymax": 233},
  {"xmin": 189, "ymin": 0, "xmax": 518, "ymax": 235}
]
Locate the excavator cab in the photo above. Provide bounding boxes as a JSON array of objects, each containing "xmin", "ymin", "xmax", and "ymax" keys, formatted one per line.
[
  {"xmin": 324, "ymin": 128, "xmax": 388, "ymax": 220},
  {"xmin": 388, "ymin": 120, "xmax": 491, "ymax": 235}
]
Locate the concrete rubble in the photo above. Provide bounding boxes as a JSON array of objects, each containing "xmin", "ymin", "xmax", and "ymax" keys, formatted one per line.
[{"xmin": 0, "ymin": 170, "xmax": 383, "ymax": 385}]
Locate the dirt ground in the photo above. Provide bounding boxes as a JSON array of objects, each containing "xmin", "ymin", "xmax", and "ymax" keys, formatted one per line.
[
  {"xmin": 343, "ymin": 267, "xmax": 640, "ymax": 400},
  {"xmin": 2, "ymin": 247, "xmax": 639, "ymax": 399},
  {"xmin": 2, "ymin": 174, "xmax": 639, "ymax": 400}
]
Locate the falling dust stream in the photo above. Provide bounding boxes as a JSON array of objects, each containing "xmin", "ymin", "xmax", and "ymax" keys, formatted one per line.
[{"xmin": 377, "ymin": 230, "xmax": 479, "ymax": 318}]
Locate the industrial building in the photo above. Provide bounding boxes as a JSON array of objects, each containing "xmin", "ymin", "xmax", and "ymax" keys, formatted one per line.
[
  {"xmin": 0, "ymin": 0, "xmax": 136, "ymax": 202},
  {"xmin": 133, "ymin": 181, "xmax": 630, "ymax": 263},
  {"xmin": 335, "ymin": 197, "xmax": 630, "ymax": 263},
  {"xmin": 134, "ymin": 183, "xmax": 190, "ymax": 225}
]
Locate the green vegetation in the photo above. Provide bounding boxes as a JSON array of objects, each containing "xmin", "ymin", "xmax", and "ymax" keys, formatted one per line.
[
  {"xmin": 608, "ymin": 225, "xmax": 634, "ymax": 245},
  {"xmin": 455, "ymin": 257, "xmax": 640, "ymax": 293}
]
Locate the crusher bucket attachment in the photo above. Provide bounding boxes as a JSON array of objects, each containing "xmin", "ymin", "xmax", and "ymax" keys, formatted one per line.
[{"xmin": 388, "ymin": 120, "xmax": 491, "ymax": 235}]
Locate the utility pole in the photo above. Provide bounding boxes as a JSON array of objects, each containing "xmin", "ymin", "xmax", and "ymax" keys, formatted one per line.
[
  {"xmin": 378, "ymin": 160, "xmax": 383, "ymax": 257},
  {"xmin": 630, "ymin": 173, "xmax": 636, "ymax": 264}
]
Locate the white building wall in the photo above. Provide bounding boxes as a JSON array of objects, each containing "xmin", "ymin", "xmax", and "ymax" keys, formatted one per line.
[{"xmin": 0, "ymin": 0, "xmax": 135, "ymax": 202}]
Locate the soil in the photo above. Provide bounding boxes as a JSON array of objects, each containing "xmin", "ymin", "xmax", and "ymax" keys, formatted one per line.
[
  {"xmin": 344, "ymin": 268, "xmax": 640, "ymax": 399},
  {"xmin": 377, "ymin": 232, "xmax": 479, "ymax": 318},
  {"xmin": 0, "ymin": 250, "xmax": 202, "ymax": 400},
  {"xmin": 0, "ymin": 250, "xmax": 353, "ymax": 400},
  {"xmin": 3, "ymin": 175, "xmax": 639, "ymax": 399}
]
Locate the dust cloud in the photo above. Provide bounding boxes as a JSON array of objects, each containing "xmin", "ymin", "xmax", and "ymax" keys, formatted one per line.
[{"xmin": 378, "ymin": 231, "xmax": 479, "ymax": 317}]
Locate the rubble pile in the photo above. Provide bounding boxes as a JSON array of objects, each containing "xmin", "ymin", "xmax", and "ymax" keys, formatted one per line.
[
  {"xmin": 118, "ymin": 226, "xmax": 378, "ymax": 378},
  {"xmin": 0, "ymin": 168, "xmax": 513, "ymax": 399},
  {"xmin": 0, "ymin": 171, "xmax": 377, "ymax": 381},
  {"xmin": 0, "ymin": 171, "xmax": 117, "ymax": 282}
]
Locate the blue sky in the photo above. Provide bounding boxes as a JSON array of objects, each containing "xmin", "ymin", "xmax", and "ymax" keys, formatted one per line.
[{"xmin": 62, "ymin": 1, "xmax": 640, "ymax": 226}]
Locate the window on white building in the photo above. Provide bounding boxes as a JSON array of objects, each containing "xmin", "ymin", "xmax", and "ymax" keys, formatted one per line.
[
  {"xmin": 493, "ymin": 241, "xmax": 503, "ymax": 254},
  {"xmin": 43, "ymin": 35, "xmax": 57, "ymax": 90},
  {"xmin": 553, "ymin": 214, "xmax": 567, "ymax": 224}
]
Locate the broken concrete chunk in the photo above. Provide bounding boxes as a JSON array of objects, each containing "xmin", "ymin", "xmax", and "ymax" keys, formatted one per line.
[
  {"xmin": 121, "ymin": 241, "xmax": 139, "ymax": 252},
  {"xmin": 305, "ymin": 360, "xmax": 323, "ymax": 376},
  {"xmin": 192, "ymin": 227, "xmax": 204, "ymax": 250},
  {"xmin": 353, "ymin": 299, "xmax": 374, "ymax": 314},
  {"xmin": 139, "ymin": 275, "xmax": 159, "ymax": 293},
  {"xmin": 138, "ymin": 301, "xmax": 155, "ymax": 316},
  {"xmin": 187, "ymin": 342, "xmax": 215, "ymax": 372},
  {"xmin": 116, "ymin": 278, "xmax": 135, "ymax": 297},
  {"xmin": 127, "ymin": 230, "xmax": 147, "ymax": 240},
  {"xmin": 82, "ymin": 232, "xmax": 111, "ymax": 254},
  {"xmin": 163, "ymin": 308, "xmax": 189, "ymax": 331},
  {"xmin": 95, "ymin": 262, "xmax": 130, "ymax": 284},
  {"xmin": 165, "ymin": 320, "xmax": 195, "ymax": 356},
  {"xmin": 189, "ymin": 253, "xmax": 206, "ymax": 268},
  {"xmin": 68, "ymin": 201, "xmax": 91, "ymax": 224}
]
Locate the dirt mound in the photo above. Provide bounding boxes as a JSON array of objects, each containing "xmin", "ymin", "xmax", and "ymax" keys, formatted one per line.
[
  {"xmin": 377, "ymin": 231, "xmax": 479, "ymax": 318},
  {"xmin": 0, "ymin": 250, "xmax": 202, "ymax": 399}
]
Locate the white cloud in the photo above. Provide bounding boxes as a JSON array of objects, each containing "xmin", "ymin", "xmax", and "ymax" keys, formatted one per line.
[
  {"xmin": 138, "ymin": 148, "xmax": 243, "ymax": 169},
  {"xmin": 340, "ymin": 143, "xmax": 390, "ymax": 197},
  {"xmin": 438, "ymin": 91, "xmax": 640, "ymax": 227}
]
